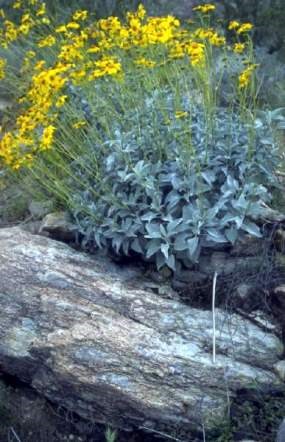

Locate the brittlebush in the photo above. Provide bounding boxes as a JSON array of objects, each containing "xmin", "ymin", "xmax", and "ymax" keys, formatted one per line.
[{"xmin": 0, "ymin": 1, "xmax": 255, "ymax": 170}]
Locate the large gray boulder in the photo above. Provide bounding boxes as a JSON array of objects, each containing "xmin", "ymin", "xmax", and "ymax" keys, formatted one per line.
[{"xmin": 0, "ymin": 227, "xmax": 283, "ymax": 437}]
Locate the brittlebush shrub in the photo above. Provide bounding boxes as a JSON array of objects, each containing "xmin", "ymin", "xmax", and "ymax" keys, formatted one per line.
[{"xmin": 0, "ymin": 1, "xmax": 284, "ymax": 271}]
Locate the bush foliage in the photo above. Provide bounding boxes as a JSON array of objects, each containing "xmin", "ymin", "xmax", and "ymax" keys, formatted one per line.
[
  {"xmin": 70, "ymin": 88, "xmax": 280, "ymax": 271},
  {"xmin": 0, "ymin": 0, "xmax": 283, "ymax": 271}
]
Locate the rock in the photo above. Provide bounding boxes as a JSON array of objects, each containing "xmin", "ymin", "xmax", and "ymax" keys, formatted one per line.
[
  {"xmin": 273, "ymin": 286, "xmax": 285, "ymax": 310},
  {"xmin": 21, "ymin": 220, "xmax": 42, "ymax": 235},
  {"xmin": 28, "ymin": 200, "xmax": 53, "ymax": 219},
  {"xmin": 171, "ymin": 270, "xmax": 209, "ymax": 294},
  {"xmin": 252, "ymin": 206, "xmax": 285, "ymax": 223},
  {"xmin": 270, "ymin": 285, "xmax": 285, "ymax": 339},
  {"xmin": 234, "ymin": 284, "xmax": 263, "ymax": 312},
  {"xmin": 39, "ymin": 211, "xmax": 77, "ymax": 242},
  {"xmin": 199, "ymin": 252, "xmax": 262, "ymax": 276},
  {"xmin": 274, "ymin": 360, "xmax": 285, "ymax": 381},
  {"xmin": 236, "ymin": 283, "xmax": 253, "ymax": 302},
  {"xmin": 274, "ymin": 229, "xmax": 285, "ymax": 254},
  {"xmin": 277, "ymin": 419, "xmax": 285, "ymax": 442},
  {"xmin": 230, "ymin": 234, "xmax": 264, "ymax": 257},
  {"xmin": 175, "ymin": 270, "xmax": 208, "ymax": 284},
  {"xmin": 0, "ymin": 227, "xmax": 283, "ymax": 435}
]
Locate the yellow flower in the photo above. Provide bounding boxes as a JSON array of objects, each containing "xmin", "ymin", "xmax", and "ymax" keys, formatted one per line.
[
  {"xmin": 238, "ymin": 64, "xmax": 258, "ymax": 89},
  {"xmin": 73, "ymin": 10, "xmax": 88, "ymax": 21},
  {"xmin": 0, "ymin": 57, "xmax": 6, "ymax": 79},
  {"xmin": 19, "ymin": 24, "xmax": 31, "ymax": 35},
  {"xmin": 175, "ymin": 111, "xmax": 188, "ymax": 119},
  {"xmin": 233, "ymin": 42, "xmax": 245, "ymax": 53},
  {"xmin": 186, "ymin": 41, "xmax": 205, "ymax": 67},
  {"xmin": 169, "ymin": 42, "xmax": 185, "ymax": 59},
  {"xmin": 56, "ymin": 25, "xmax": 68, "ymax": 33},
  {"xmin": 87, "ymin": 46, "xmax": 100, "ymax": 54},
  {"xmin": 228, "ymin": 20, "xmax": 240, "ymax": 31},
  {"xmin": 26, "ymin": 50, "xmax": 36, "ymax": 58},
  {"xmin": 237, "ymin": 23, "xmax": 253, "ymax": 34},
  {"xmin": 66, "ymin": 22, "xmax": 81, "ymax": 30},
  {"xmin": 70, "ymin": 69, "xmax": 86, "ymax": 84},
  {"xmin": 4, "ymin": 20, "xmax": 18, "ymax": 42},
  {"xmin": 89, "ymin": 57, "xmax": 121, "ymax": 79},
  {"xmin": 55, "ymin": 95, "xmax": 68, "ymax": 107},
  {"xmin": 41, "ymin": 125, "xmax": 56, "ymax": 149},
  {"xmin": 41, "ymin": 17, "xmax": 50, "ymax": 25},
  {"xmin": 193, "ymin": 3, "xmax": 216, "ymax": 13},
  {"xmin": 208, "ymin": 32, "xmax": 225, "ymax": 46},
  {"xmin": 72, "ymin": 120, "xmax": 86, "ymax": 129},
  {"xmin": 137, "ymin": 4, "xmax": 146, "ymax": 20},
  {"xmin": 35, "ymin": 60, "xmax": 46, "ymax": 71},
  {"xmin": 36, "ymin": 2, "xmax": 46, "ymax": 16},
  {"xmin": 12, "ymin": 0, "xmax": 22, "ymax": 9},
  {"xmin": 135, "ymin": 57, "xmax": 156, "ymax": 68},
  {"xmin": 37, "ymin": 35, "xmax": 56, "ymax": 48}
]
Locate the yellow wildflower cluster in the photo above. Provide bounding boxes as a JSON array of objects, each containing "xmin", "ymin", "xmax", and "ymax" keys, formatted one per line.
[
  {"xmin": 193, "ymin": 4, "xmax": 216, "ymax": 14},
  {"xmin": 37, "ymin": 35, "xmax": 56, "ymax": 48},
  {"xmin": 233, "ymin": 42, "xmax": 246, "ymax": 54},
  {"xmin": 89, "ymin": 56, "xmax": 121, "ymax": 79},
  {"xmin": 0, "ymin": 1, "xmax": 256, "ymax": 169},
  {"xmin": 187, "ymin": 41, "xmax": 206, "ymax": 66},
  {"xmin": 238, "ymin": 64, "xmax": 258, "ymax": 89},
  {"xmin": 0, "ymin": 57, "xmax": 6, "ymax": 79},
  {"xmin": 194, "ymin": 28, "xmax": 225, "ymax": 46},
  {"xmin": 135, "ymin": 57, "xmax": 156, "ymax": 68},
  {"xmin": 228, "ymin": 21, "xmax": 253, "ymax": 34},
  {"xmin": 0, "ymin": 1, "xmax": 51, "ymax": 47}
]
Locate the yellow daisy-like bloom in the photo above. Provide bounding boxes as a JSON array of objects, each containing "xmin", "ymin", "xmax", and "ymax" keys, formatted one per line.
[
  {"xmin": 175, "ymin": 111, "xmax": 188, "ymax": 119},
  {"xmin": 233, "ymin": 42, "xmax": 246, "ymax": 53},
  {"xmin": 237, "ymin": 23, "xmax": 253, "ymax": 34},
  {"xmin": 26, "ymin": 50, "xmax": 36, "ymax": 58},
  {"xmin": 41, "ymin": 125, "xmax": 56, "ymax": 150},
  {"xmin": 56, "ymin": 25, "xmax": 68, "ymax": 33},
  {"xmin": 73, "ymin": 10, "xmax": 88, "ymax": 21},
  {"xmin": 238, "ymin": 64, "xmax": 258, "ymax": 89},
  {"xmin": 55, "ymin": 95, "xmax": 68, "ymax": 107},
  {"xmin": 12, "ymin": 0, "xmax": 22, "ymax": 9},
  {"xmin": 137, "ymin": 4, "xmax": 146, "ymax": 20},
  {"xmin": 193, "ymin": 3, "xmax": 216, "ymax": 13},
  {"xmin": 0, "ymin": 57, "xmax": 6, "ymax": 79},
  {"xmin": 134, "ymin": 57, "xmax": 156, "ymax": 68},
  {"xmin": 70, "ymin": 69, "xmax": 87, "ymax": 84},
  {"xmin": 89, "ymin": 57, "xmax": 121, "ymax": 79},
  {"xmin": 66, "ymin": 22, "xmax": 81, "ymax": 30},
  {"xmin": 34, "ymin": 60, "xmax": 46, "ymax": 71},
  {"xmin": 41, "ymin": 17, "xmax": 50, "ymax": 25},
  {"xmin": 72, "ymin": 120, "xmax": 86, "ymax": 129},
  {"xmin": 228, "ymin": 20, "xmax": 240, "ymax": 31},
  {"xmin": 37, "ymin": 35, "xmax": 56, "ymax": 48},
  {"xmin": 87, "ymin": 46, "xmax": 100, "ymax": 54},
  {"xmin": 186, "ymin": 41, "xmax": 205, "ymax": 67},
  {"xmin": 168, "ymin": 42, "xmax": 185, "ymax": 59},
  {"xmin": 208, "ymin": 33, "xmax": 225, "ymax": 46},
  {"xmin": 36, "ymin": 2, "xmax": 46, "ymax": 16}
]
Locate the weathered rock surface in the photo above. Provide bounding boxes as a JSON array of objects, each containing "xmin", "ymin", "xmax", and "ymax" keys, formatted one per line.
[
  {"xmin": 39, "ymin": 211, "xmax": 77, "ymax": 241},
  {"xmin": 0, "ymin": 227, "xmax": 283, "ymax": 435}
]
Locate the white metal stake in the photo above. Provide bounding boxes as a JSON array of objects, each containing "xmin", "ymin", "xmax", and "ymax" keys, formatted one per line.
[{"xmin": 212, "ymin": 271, "xmax": 218, "ymax": 364}]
